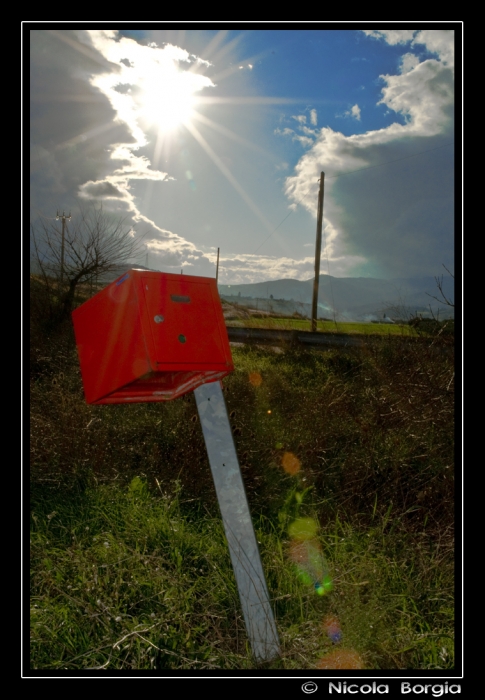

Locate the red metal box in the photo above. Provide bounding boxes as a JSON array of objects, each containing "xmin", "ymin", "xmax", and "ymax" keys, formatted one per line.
[{"xmin": 72, "ymin": 269, "xmax": 234, "ymax": 404}]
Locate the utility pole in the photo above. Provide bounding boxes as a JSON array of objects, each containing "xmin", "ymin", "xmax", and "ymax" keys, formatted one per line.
[
  {"xmin": 56, "ymin": 210, "xmax": 71, "ymax": 287},
  {"xmin": 216, "ymin": 247, "xmax": 220, "ymax": 283},
  {"xmin": 311, "ymin": 172, "xmax": 325, "ymax": 332}
]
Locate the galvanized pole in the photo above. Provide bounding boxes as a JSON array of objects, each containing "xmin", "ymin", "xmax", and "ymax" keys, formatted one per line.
[
  {"xmin": 216, "ymin": 247, "xmax": 220, "ymax": 283},
  {"xmin": 194, "ymin": 381, "xmax": 280, "ymax": 662},
  {"xmin": 311, "ymin": 173, "xmax": 325, "ymax": 332}
]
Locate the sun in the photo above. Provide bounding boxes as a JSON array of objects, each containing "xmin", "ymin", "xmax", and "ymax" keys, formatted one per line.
[{"xmin": 137, "ymin": 68, "xmax": 201, "ymax": 134}]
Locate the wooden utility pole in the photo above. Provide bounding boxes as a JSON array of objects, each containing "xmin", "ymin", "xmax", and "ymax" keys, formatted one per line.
[
  {"xmin": 311, "ymin": 172, "xmax": 325, "ymax": 332},
  {"xmin": 216, "ymin": 247, "xmax": 220, "ymax": 283},
  {"xmin": 56, "ymin": 210, "xmax": 71, "ymax": 287}
]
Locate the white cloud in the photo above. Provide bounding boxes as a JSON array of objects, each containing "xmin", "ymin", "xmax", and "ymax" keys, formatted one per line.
[
  {"xmin": 338, "ymin": 104, "xmax": 361, "ymax": 121},
  {"xmin": 363, "ymin": 28, "xmax": 454, "ymax": 68},
  {"xmin": 283, "ymin": 35, "xmax": 454, "ymax": 279},
  {"xmin": 67, "ymin": 30, "xmax": 221, "ymax": 273},
  {"xmin": 378, "ymin": 59, "xmax": 453, "ymax": 133},
  {"xmin": 213, "ymin": 253, "xmax": 315, "ymax": 284},
  {"xmin": 275, "ymin": 125, "xmax": 315, "ymax": 147},
  {"xmin": 30, "ymin": 29, "xmax": 456, "ymax": 285},
  {"xmin": 79, "ymin": 180, "xmax": 129, "ymax": 200},
  {"xmin": 274, "ymin": 127, "xmax": 295, "ymax": 137},
  {"xmin": 293, "ymin": 135, "xmax": 314, "ymax": 147},
  {"xmin": 412, "ymin": 29, "xmax": 454, "ymax": 67},
  {"xmin": 78, "ymin": 146, "xmax": 172, "ymax": 216},
  {"xmin": 400, "ymin": 53, "xmax": 420, "ymax": 74},
  {"xmin": 86, "ymin": 33, "xmax": 215, "ymax": 149},
  {"xmin": 362, "ymin": 29, "xmax": 417, "ymax": 45},
  {"xmin": 212, "ymin": 249, "xmax": 368, "ymax": 284},
  {"xmin": 348, "ymin": 104, "xmax": 361, "ymax": 120}
]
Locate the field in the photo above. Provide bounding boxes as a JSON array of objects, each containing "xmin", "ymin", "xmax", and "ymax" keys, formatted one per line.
[
  {"xmin": 225, "ymin": 316, "xmax": 419, "ymax": 336},
  {"xmin": 29, "ymin": 279, "xmax": 455, "ymax": 671}
]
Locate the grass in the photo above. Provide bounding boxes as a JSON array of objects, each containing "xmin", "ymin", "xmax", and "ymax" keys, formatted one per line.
[
  {"xmin": 30, "ymin": 481, "xmax": 249, "ymax": 670},
  {"xmin": 225, "ymin": 316, "xmax": 420, "ymax": 336},
  {"xmin": 29, "ymin": 283, "xmax": 455, "ymax": 671},
  {"xmin": 30, "ymin": 479, "xmax": 454, "ymax": 671}
]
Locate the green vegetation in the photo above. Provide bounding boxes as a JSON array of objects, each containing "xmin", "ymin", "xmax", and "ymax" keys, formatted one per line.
[
  {"xmin": 30, "ymin": 279, "xmax": 455, "ymax": 671},
  {"xmin": 30, "ymin": 480, "xmax": 454, "ymax": 670},
  {"xmin": 226, "ymin": 315, "xmax": 419, "ymax": 336}
]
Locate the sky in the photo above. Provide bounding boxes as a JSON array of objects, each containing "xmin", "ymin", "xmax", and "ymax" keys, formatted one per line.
[{"xmin": 29, "ymin": 25, "xmax": 457, "ymax": 285}]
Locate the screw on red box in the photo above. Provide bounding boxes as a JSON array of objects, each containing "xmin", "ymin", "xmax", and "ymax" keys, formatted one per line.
[
  {"xmin": 72, "ymin": 269, "xmax": 234, "ymax": 404},
  {"xmin": 72, "ymin": 269, "xmax": 280, "ymax": 662}
]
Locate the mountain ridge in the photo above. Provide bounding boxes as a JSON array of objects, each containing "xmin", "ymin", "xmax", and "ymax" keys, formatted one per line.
[{"xmin": 218, "ymin": 274, "xmax": 454, "ymax": 321}]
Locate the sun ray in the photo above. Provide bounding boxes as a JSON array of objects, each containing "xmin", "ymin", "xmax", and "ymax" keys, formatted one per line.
[
  {"xmin": 208, "ymin": 46, "xmax": 274, "ymax": 84},
  {"xmin": 52, "ymin": 121, "xmax": 122, "ymax": 153},
  {"xmin": 47, "ymin": 28, "xmax": 112, "ymax": 68},
  {"xmin": 199, "ymin": 31, "xmax": 247, "ymax": 79},
  {"xmin": 197, "ymin": 29, "xmax": 230, "ymax": 65},
  {"xmin": 185, "ymin": 121, "xmax": 274, "ymax": 234},
  {"xmin": 191, "ymin": 111, "xmax": 276, "ymax": 160},
  {"xmin": 151, "ymin": 127, "xmax": 172, "ymax": 172},
  {"xmin": 196, "ymin": 96, "xmax": 302, "ymax": 106},
  {"xmin": 66, "ymin": 31, "xmax": 304, "ymax": 259}
]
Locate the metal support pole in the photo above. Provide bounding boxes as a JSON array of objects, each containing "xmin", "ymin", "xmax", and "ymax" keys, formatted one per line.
[
  {"xmin": 216, "ymin": 247, "xmax": 220, "ymax": 283},
  {"xmin": 194, "ymin": 381, "xmax": 280, "ymax": 663},
  {"xmin": 311, "ymin": 173, "xmax": 325, "ymax": 332}
]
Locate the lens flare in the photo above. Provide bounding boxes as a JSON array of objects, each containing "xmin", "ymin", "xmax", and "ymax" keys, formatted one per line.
[
  {"xmin": 287, "ymin": 517, "xmax": 318, "ymax": 541},
  {"xmin": 315, "ymin": 576, "xmax": 333, "ymax": 596},
  {"xmin": 288, "ymin": 537, "xmax": 333, "ymax": 595},
  {"xmin": 316, "ymin": 649, "xmax": 364, "ymax": 669},
  {"xmin": 282, "ymin": 452, "xmax": 301, "ymax": 475},
  {"xmin": 323, "ymin": 614, "xmax": 342, "ymax": 643},
  {"xmin": 249, "ymin": 372, "xmax": 262, "ymax": 387}
]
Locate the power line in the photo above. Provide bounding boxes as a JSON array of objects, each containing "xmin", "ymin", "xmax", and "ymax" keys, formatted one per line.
[
  {"xmin": 252, "ymin": 183, "xmax": 315, "ymax": 255},
  {"xmin": 251, "ymin": 141, "xmax": 453, "ymax": 256},
  {"xmin": 248, "ymin": 140, "xmax": 453, "ymax": 322}
]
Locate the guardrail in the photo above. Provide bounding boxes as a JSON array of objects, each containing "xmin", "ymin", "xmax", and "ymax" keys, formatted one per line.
[
  {"xmin": 226, "ymin": 326, "xmax": 364, "ymax": 349},
  {"xmin": 226, "ymin": 326, "xmax": 453, "ymax": 352}
]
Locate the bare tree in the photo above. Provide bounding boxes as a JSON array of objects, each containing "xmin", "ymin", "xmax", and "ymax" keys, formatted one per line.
[
  {"xmin": 30, "ymin": 204, "xmax": 144, "ymax": 320},
  {"xmin": 427, "ymin": 264, "xmax": 455, "ymax": 309}
]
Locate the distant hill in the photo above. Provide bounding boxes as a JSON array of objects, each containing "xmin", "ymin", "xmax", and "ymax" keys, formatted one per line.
[
  {"xmin": 218, "ymin": 274, "xmax": 454, "ymax": 321},
  {"xmin": 100, "ymin": 268, "xmax": 454, "ymax": 321}
]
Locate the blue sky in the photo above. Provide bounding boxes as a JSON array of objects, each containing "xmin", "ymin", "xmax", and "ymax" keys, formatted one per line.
[{"xmin": 29, "ymin": 26, "xmax": 457, "ymax": 284}]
